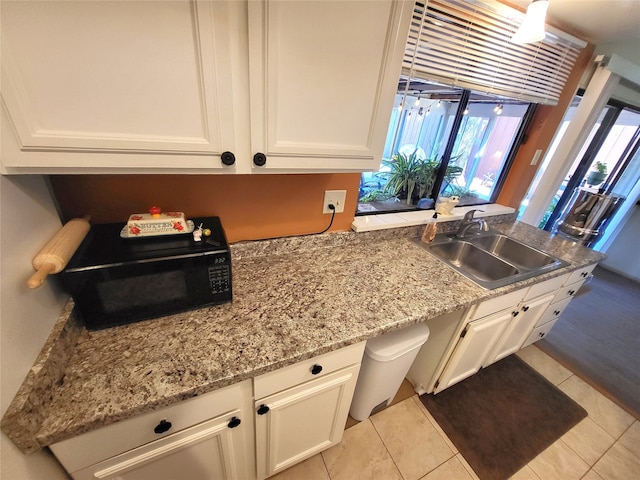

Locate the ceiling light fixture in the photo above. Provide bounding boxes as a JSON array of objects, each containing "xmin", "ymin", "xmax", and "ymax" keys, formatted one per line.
[{"xmin": 511, "ymin": 0, "xmax": 548, "ymax": 44}]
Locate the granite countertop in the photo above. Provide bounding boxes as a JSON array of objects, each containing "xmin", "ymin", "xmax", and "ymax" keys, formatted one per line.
[{"xmin": 1, "ymin": 219, "xmax": 605, "ymax": 453}]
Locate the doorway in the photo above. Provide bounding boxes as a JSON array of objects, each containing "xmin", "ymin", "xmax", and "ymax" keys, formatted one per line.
[
  {"xmin": 543, "ymin": 102, "xmax": 640, "ymax": 232},
  {"xmin": 521, "ymin": 97, "xmax": 640, "ymax": 247}
]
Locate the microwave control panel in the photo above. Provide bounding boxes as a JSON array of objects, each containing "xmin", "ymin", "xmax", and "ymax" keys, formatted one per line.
[{"xmin": 208, "ymin": 262, "xmax": 231, "ymax": 295}]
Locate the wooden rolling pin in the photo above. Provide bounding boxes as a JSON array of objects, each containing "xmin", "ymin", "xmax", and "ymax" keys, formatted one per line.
[{"xmin": 27, "ymin": 216, "xmax": 91, "ymax": 289}]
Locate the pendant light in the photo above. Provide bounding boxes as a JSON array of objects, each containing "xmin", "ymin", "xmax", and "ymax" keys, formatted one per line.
[{"xmin": 511, "ymin": 0, "xmax": 549, "ymax": 44}]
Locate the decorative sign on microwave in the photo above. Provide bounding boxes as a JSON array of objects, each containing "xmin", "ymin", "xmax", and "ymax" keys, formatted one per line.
[{"xmin": 123, "ymin": 207, "xmax": 193, "ymax": 238}]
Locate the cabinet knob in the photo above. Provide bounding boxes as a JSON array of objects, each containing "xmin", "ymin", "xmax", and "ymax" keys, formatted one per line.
[
  {"xmin": 522, "ymin": 305, "xmax": 530, "ymax": 312},
  {"xmin": 257, "ymin": 404, "xmax": 270, "ymax": 415},
  {"xmin": 568, "ymin": 290, "xmax": 576, "ymax": 296},
  {"xmin": 221, "ymin": 151, "xmax": 236, "ymax": 166},
  {"xmin": 153, "ymin": 419, "xmax": 172, "ymax": 434},
  {"xmin": 228, "ymin": 416, "xmax": 241, "ymax": 429},
  {"xmin": 253, "ymin": 153, "xmax": 267, "ymax": 166},
  {"xmin": 512, "ymin": 311, "xmax": 519, "ymax": 317},
  {"xmin": 311, "ymin": 364, "xmax": 323, "ymax": 375}
]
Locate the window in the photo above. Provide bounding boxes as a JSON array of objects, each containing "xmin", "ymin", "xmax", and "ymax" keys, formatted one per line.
[
  {"xmin": 438, "ymin": 100, "xmax": 530, "ymax": 205},
  {"xmin": 357, "ymin": 80, "xmax": 532, "ymax": 214},
  {"xmin": 357, "ymin": 0, "xmax": 587, "ymax": 216}
]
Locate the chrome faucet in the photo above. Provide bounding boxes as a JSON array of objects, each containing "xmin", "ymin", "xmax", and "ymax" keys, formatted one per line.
[{"xmin": 455, "ymin": 209, "xmax": 489, "ymax": 238}]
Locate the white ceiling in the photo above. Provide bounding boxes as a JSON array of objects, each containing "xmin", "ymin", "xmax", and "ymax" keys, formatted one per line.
[{"xmin": 509, "ymin": 0, "xmax": 640, "ymax": 44}]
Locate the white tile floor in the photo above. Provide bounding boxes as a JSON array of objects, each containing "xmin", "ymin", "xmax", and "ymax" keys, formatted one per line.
[{"xmin": 269, "ymin": 345, "xmax": 639, "ymax": 480}]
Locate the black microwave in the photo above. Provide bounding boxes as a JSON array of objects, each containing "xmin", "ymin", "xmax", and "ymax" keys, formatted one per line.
[{"xmin": 60, "ymin": 217, "xmax": 232, "ymax": 330}]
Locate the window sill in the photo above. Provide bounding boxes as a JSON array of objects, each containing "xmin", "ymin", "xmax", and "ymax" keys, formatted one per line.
[{"xmin": 351, "ymin": 204, "xmax": 516, "ymax": 232}]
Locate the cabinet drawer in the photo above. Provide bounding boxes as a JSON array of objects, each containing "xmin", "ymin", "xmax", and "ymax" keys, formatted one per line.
[
  {"xmin": 553, "ymin": 279, "xmax": 586, "ymax": 304},
  {"xmin": 254, "ymin": 342, "xmax": 365, "ymax": 400},
  {"xmin": 471, "ymin": 288, "xmax": 524, "ymax": 320},
  {"xmin": 535, "ymin": 296, "xmax": 573, "ymax": 328},
  {"xmin": 522, "ymin": 319, "xmax": 558, "ymax": 348},
  {"xmin": 50, "ymin": 379, "xmax": 252, "ymax": 474},
  {"xmin": 566, "ymin": 264, "xmax": 596, "ymax": 285},
  {"xmin": 524, "ymin": 273, "xmax": 570, "ymax": 301}
]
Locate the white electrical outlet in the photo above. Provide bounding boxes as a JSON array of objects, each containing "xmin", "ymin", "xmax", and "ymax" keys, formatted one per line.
[{"xmin": 323, "ymin": 190, "xmax": 346, "ymax": 214}]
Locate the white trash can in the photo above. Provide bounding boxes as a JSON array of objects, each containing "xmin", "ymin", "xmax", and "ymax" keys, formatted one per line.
[{"xmin": 349, "ymin": 322, "xmax": 430, "ymax": 421}]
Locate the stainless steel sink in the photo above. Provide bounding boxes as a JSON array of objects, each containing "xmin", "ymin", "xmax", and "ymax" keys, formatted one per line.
[
  {"xmin": 414, "ymin": 230, "xmax": 569, "ymax": 289},
  {"xmin": 469, "ymin": 234, "xmax": 558, "ymax": 270},
  {"xmin": 429, "ymin": 241, "xmax": 519, "ymax": 283}
]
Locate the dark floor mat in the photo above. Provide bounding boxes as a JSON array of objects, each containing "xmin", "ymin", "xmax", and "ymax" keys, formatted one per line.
[{"xmin": 419, "ymin": 355, "xmax": 587, "ymax": 480}]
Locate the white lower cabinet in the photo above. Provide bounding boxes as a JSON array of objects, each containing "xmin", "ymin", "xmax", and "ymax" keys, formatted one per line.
[
  {"xmin": 50, "ymin": 343, "xmax": 365, "ymax": 480},
  {"xmin": 71, "ymin": 413, "xmax": 246, "ymax": 480},
  {"xmin": 430, "ymin": 266, "xmax": 599, "ymax": 394},
  {"xmin": 253, "ymin": 342, "xmax": 365, "ymax": 479},
  {"xmin": 433, "ymin": 308, "xmax": 513, "ymax": 393},
  {"xmin": 406, "ymin": 309, "xmax": 468, "ymax": 395},
  {"xmin": 431, "ymin": 287, "xmax": 525, "ymax": 393},
  {"xmin": 520, "ymin": 264, "xmax": 596, "ymax": 348},
  {"xmin": 482, "ymin": 291, "xmax": 556, "ymax": 367},
  {"xmin": 428, "ymin": 265, "xmax": 599, "ymax": 395},
  {"xmin": 50, "ymin": 380, "xmax": 255, "ymax": 480}
]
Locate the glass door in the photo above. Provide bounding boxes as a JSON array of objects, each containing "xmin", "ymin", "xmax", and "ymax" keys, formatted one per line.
[
  {"xmin": 539, "ymin": 103, "xmax": 640, "ymax": 237},
  {"xmin": 438, "ymin": 100, "xmax": 531, "ymax": 206}
]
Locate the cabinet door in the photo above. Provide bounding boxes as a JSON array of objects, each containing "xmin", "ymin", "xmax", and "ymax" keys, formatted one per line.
[
  {"xmin": 246, "ymin": 0, "xmax": 412, "ymax": 171},
  {"xmin": 483, "ymin": 292, "xmax": 556, "ymax": 367},
  {"xmin": 255, "ymin": 364, "xmax": 360, "ymax": 479},
  {"xmin": 434, "ymin": 310, "xmax": 512, "ymax": 393},
  {"xmin": 71, "ymin": 411, "xmax": 250, "ymax": 480},
  {"xmin": 50, "ymin": 380, "xmax": 254, "ymax": 475},
  {"xmin": 1, "ymin": 0, "xmax": 245, "ymax": 173}
]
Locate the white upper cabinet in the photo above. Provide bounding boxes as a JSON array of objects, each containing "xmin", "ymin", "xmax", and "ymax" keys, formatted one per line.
[
  {"xmin": 247, "ymin": 0, "xmax": 410, "ymax": 172},
  {"xmin": 1, "ymin": 0, "xmax": 245, "ymax": 172},
  {"xmin": 1, "ymin": 0, "xmax": 411, "ymax": 174}
]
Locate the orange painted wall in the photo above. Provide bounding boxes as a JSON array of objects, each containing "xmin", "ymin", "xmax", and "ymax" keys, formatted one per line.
[
  {"xmin": 497, "ymin": 41, "xmax": 596, "ymax": 210},
  {"xmin": 49, "ymin": 173, "xmax": 362, "ymax": 243}
]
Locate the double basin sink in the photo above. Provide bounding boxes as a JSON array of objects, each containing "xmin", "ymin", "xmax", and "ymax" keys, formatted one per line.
[{"xmin": 415, "ymin": 231, "xmax": 569, "ymax": 289}]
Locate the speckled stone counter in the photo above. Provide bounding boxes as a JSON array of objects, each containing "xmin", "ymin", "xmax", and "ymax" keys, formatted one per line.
[{"xmin": 1, "ymin": 219, "xmax": 604, "ymax": 453}]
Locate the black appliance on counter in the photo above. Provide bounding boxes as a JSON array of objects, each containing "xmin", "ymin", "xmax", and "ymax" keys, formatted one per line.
[{"xmin": 60, "ymin": 216, "xmax": 232, "ymax": 330}]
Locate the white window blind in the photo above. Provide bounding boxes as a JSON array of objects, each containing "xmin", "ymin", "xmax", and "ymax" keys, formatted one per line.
[{"xmin": 403, "ymin": 0, "xmax": 587, "ymax": 105}]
